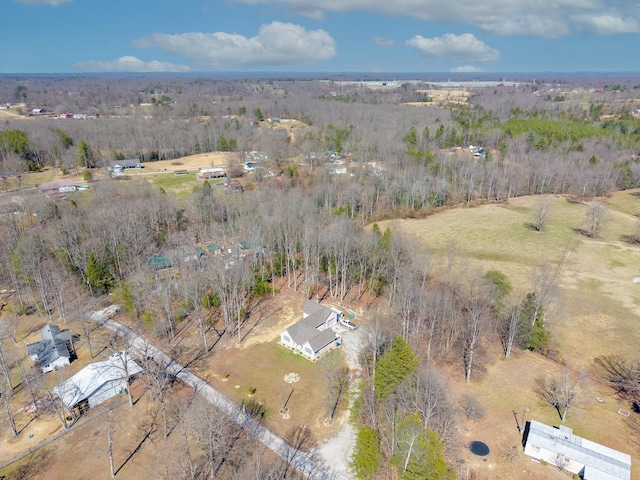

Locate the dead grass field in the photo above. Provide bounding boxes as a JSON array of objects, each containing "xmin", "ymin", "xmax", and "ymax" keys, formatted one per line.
[
  {"xmin": 134, "ymin": 151, "xmax": 240, "ymax": 173},
  {"xmin": 378, "ymin": 191, "xmax": 640, "ymax": 479}
]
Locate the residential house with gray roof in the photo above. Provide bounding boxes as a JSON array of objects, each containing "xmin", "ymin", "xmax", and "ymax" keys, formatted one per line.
[
  {"xmin": 280, "ymin": 300, "xmax": 341, "ymax": 361},
  {"xmin": 27, "ymin": 324, "xmax": 74, "ymax": 373}
]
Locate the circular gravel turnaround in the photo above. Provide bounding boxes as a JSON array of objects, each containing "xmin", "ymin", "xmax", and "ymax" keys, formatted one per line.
[
  {"xmin": 469, "ymin": 441, "xmax": 490, "ymax": 456},
  {"xmin": 284, "ymin": 372, "xmax": 300, "ymax": 383}
]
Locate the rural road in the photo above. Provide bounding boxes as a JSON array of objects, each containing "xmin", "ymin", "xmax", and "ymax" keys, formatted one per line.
[{"xmin": 91, "ymin": 306, "xmax": 341, "ymax": 480}]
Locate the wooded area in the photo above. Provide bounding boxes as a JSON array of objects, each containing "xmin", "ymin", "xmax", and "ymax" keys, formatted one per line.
[{"xmin": 1, "ymin": 74, "xmax": 640, "ymax": 479}]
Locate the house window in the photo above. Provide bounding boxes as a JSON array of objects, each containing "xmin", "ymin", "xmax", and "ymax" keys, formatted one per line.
[
  {"xmin": 304, "ymin": 347, "xmax": 313, "ymax": 356},
  {"xmin": 283, "ymin": 336, "xmax": 291, "ymax": 344},
  {"xmin": 530, "ymin": 445, "xmax": 540, "ymax": 453}
]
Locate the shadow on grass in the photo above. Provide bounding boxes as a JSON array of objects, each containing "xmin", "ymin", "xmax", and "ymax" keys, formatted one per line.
[
  {"xmin": 114, "ymin": 415, "xmax": 157, "ymax": 476},
  {"xmin": 523, "ymin": 222, "xmax": 541, "ymax": 232},
  {"xmin": 11, "ymin": 450, "xmax": 50, "ymax": 480},
  {"xmin": 620, "ymin": 234, "xmax": 640, "ymax": 245}
]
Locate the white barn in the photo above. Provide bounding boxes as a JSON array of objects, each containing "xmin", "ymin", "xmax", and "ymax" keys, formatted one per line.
[
  {"xmin": 53, "ymin": 353, "xmax": 142, "ymax": 414},
  {"xmin": 523, "ymin": 420, "xmax": 631, "ymax": 480},
  {"xmin": 280, "ymin": 300, "xmax": 341, "ymax": 361}
]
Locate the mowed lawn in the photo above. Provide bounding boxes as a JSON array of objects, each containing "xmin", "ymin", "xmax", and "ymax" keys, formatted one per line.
[{"xmin": 204, "ymin": 342, "xmax": 343, "ymax": 443}]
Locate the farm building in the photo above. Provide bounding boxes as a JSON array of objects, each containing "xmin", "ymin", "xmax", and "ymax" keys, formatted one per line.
[
  {"xmin": 26, "ymin": 324, "xmax": 74, "ymax": 373},
  {"xmin": 53, "ymin": 353, "xmax": 143, "ymax": 414},
  {"xmin": 197, "ymin": 167, "xmax": 226, "ymax": 179},
  {"xmin": 36, "ymin": 179, "xmax": 75, "ymax": 193},
  {"xmin": 522, "ymin": 420, "xmax": 631, "ymax": 480},
  {"xmin": 280, "ymin": 301, "xmax": 341, "ymax": 361}
]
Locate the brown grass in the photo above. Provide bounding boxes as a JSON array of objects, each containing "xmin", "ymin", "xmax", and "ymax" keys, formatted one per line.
[{"xmin": 378, "ymin": 191, "xmax": 640, "ymax": 479}]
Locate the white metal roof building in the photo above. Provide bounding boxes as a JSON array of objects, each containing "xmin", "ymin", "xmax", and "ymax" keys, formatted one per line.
[
  {"xmin": 523, "ymin": 420, "xmax": 631, "ymax": 480},
  {"xmin": 53, "ymin": 354, "xmax": 143, "ymax": 411}
]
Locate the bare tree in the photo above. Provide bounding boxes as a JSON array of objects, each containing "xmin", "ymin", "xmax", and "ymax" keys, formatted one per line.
[
  {"xmin": 321, "ymin": 351, "xmax": 351, "ymax": 423},
  {"xmin": 0, "ymin": 333, "xmax": 16, "ymax": 394},
  {"xmin": 141, "ymin": 356, "xmax": 174, "ymax": 439},
  {"xmin": 535, "ymin": 367, "xmax": 586, "ymax": 423},
  {"xmin": 529, "ymin": 264, "xmax": 557, "ymax": 327},
  {"xmin": 1, "ymin": 374, "xmax": 18, "ymax": 437},
  {"xmin": 106, "ymin": 406, "xmax": 116, "ymax": 478},
  {"xmin": 501, "ymin": 296, "xmax": 523, "ymax": 358},
  {"xmin": 103, "ymin": 329, "xmax": 139, "ymax": 409},
  {"xmin": 461, "ymin": 278, "xmax": 492, "ymax": 382},
  {"xmin": 581, "ymin": 201, "xmax": 607, "ymax": 238},
  {"xmin": 532, "ymin": 196, "xmax": 553, "ymax": 232}
]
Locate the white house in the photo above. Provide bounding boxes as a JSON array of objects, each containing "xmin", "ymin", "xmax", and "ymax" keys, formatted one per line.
[
  {"xmin": 26, "ymin": 324, "xmax": 73, "ymax": 373},
  {"xmin": 523, "ymin": 420, "xmax": 631, "ymax": 480},
  {"xmin": 53, "ymin": 353, "xmax": 143, "ymax": 414},
  {"xmin": 280, "ymin": 301, "xmax": 341, "ymax": 361}
]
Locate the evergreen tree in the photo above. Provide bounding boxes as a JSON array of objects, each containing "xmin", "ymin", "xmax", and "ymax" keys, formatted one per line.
[
  {"xmin": 85, "ymin": 251, "xmax": 113, "ymax": 294},
  {"xmin": 350, "ymin": 426, "xmax": 382, "ymax": 479},
  {"xmin": 375, "ymin": 337, "xmax": 419, "ymax": 400},
  {"xmin": 518, "ymin": 292, "xmax": 549, "ymax": 351}
]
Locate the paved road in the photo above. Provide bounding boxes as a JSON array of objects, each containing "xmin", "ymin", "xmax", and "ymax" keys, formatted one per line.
[{"xmin": 91, "ymin": 307, "xmax": 337, "ymax": 480}]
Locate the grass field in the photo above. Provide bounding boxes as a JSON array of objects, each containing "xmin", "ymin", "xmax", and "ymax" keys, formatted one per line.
[
  {"xmin": 378, "ymin": 192, "xmax": 640, "ymax": 479},
  {"xmin": 378, "ymin": 192, "xmax": 640, "ymax": 360},
  {"xmin": 204, "ymin": 341, "xmax": 344, "ymax": 443}
]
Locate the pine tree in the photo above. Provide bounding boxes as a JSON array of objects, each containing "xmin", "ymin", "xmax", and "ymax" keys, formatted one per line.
[
  {"xmin": 350, "ymin": 426, "xmax": 382, "ymax": 479},
  {"xmin": 85, "ymin": 251, "xmax": 112, "ymax": 294},
  {"xmin": 375, "ymin": 337, "xmax": 419, "ymax": 400}
]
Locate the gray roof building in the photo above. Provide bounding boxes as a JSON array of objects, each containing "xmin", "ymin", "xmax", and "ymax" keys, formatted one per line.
[
  {"xmin": 523, "ymin": 420, "xmax": 631, "ymax": 480},
  {"xmin": 280, "ymin": 301, "xmax": 341, "ymax": 361},
  {"xmin": 27, "ymin": 324, "xmax": 73, "ymax": 373}
]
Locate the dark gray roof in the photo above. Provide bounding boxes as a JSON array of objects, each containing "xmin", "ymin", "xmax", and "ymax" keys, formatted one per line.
[
  {"xmin": 27, "ymin": 324, "xmax": 71, "ymax": 367},
  {"xmin": 27, "ymin": 337, "xmax": 70, "ymax": 366},
  {"xmin": 110, "ymin": 159, "xmax": 140, "ymax": 168},
  {"xmin": 302, "ymin": 300, "xmax": 328, "ymax": 317},
  {"xmin": 285, "ymin": 322, "xmax": 320, "ymax": 346},
  {"xmin": 40, "ymin": 324, "xmax": 62, "ymax": 341},
  {"xmin": 301, "ymin": 301, "xmax": 333, "ymax": 329},
  {"xmin": 308, "ymin": 328, "xmax": 339, "ymax": 351}
]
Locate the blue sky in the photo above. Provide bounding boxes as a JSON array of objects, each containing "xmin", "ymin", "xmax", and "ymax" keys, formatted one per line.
[{"xmin": 2, "ymin": 0, "xmax": 640, "ymax": 73}]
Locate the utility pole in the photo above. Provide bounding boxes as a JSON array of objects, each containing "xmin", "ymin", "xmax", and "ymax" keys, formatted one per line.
[{"xmin": 520, "ymin": 407, "xmax": 529, "ymax": 433}]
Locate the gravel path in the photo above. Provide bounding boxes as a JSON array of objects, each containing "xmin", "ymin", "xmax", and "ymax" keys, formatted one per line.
[
  {"xmin": 91, "ymin": 306, "xmax": 338, "ymax": 480},
  {"xmin": 316, "ymin": 327, "xmax": 362, "ymax": 479}
]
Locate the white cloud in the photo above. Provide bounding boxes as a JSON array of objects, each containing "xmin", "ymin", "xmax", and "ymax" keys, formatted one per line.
[
  {"xmin": 73, "ymin": 56, "xmax": 191, "ymax": 73},
  {"xmin": 373, "ymin": 36, "xmax": 395, "ymax": 47},
  {"xmin": 14, "ymin": 0, "xmax": 71, "ymax": 5},
  {"xmin": 450, "ymin": 65, "xmax": 484, "ymax": 72},
  {"xmin": 406, "ymin": 33, "xmax": 500, "ymax": 62},
  {"xmin": 571, "ymin": 13, "xmax": 639, "ymax": 34},
  {"xmin": 234, "ymin": 0, "xmax": 638, "ymax": 38},
  {"xmin": 133, "ymin": 22, "xmax": 336, "ymax": 68},
  {"xmin": 476, "ymin": 14, "xmax": 572, "ymax": 38}
]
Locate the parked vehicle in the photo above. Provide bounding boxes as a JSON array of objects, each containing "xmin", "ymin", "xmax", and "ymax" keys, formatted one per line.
[{"xmin": 340, "ymin": 318, "xmax": 358, "ymax": 330}]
